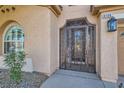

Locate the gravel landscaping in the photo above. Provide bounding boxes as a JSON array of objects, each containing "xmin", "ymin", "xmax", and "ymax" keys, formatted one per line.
[{"xmin": 0, "ymin": 69, "xmax": 48, "ymax": 88}]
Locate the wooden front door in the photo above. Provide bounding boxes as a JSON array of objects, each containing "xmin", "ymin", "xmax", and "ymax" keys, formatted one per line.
[
  {"xmin": 60, "ymin": 18, "xmax": 96, "ymax": 73},
  {"xmin": 118, "ymin": 27, "xmax": 124, "ymax": 75}
]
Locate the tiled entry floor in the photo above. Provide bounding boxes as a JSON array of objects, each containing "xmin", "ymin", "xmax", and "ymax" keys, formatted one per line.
[{"xmin": 41, "ymin": 70, "xmax": 118, "ymax": 88}]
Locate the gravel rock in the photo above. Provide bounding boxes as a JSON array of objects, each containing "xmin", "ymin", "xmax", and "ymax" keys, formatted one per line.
[{"xmin": 0, "ymin": 69, "xmax": 48, "ymax": 88}]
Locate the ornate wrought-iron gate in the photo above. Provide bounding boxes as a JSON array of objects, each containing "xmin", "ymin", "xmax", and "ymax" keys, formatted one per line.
[{"xmin": 60, "ymin": 18, "xmax": 96, "ymax": 73}]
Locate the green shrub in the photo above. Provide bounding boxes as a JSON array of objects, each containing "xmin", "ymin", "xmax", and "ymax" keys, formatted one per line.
[{"xmin": 4, "ymin": 51, "xmax": 26, "ymax": 84}]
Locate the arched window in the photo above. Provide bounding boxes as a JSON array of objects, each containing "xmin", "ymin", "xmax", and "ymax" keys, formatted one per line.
[{"xmin": 4, "ymin": 24, "xmax": 24, "ymax": 54}]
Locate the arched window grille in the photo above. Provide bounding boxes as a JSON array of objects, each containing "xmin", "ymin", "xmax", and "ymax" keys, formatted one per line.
[{"xmin": 4, "ymin": 25, "xmax": 24, "ymax": 54}]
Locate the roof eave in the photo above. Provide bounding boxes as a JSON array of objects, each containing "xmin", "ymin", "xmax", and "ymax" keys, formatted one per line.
[
  {"xmin": 40, "ymin": 5, "xmax": 61, "ymax": 17},
  {"xmin": 91, "ymin": 5, "xmax": 124, "ymax": 16}
]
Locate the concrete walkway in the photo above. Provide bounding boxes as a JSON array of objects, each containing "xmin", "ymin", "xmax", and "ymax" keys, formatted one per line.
[{"xmin": 41, "ymin": 70, "xmax": 117, "ymax": 88}]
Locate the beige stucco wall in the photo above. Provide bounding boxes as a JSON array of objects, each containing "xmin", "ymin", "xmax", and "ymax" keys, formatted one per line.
[
  {"xmin": 0, "ymin": 5, "xmax": 54, "ymax": 75},
  {"xmin": 49, "ymin": 10, "xmax": 59, "ymax": 74},
  {"xmin": 99, "ymin": 9, "xmax": 124, "ymax": 82},
  {"xmin": 58, "ymin": 6, "xmax": 97, "ymax": 27},
  {"xmin": 58, "ymin": 5, "xmax": 100, "ymax": 74}
]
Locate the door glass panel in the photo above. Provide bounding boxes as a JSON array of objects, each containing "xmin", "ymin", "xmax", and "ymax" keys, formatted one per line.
[
  {"xmin": 74, "ymin": 31, "xmax": 82, "ymax": 61},
  {"xmin": 71, "ymin": 28, "xmax": 86, "ymax": 63}
]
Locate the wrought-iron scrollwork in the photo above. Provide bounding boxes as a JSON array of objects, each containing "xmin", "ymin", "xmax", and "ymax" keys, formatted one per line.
[{"xmin": 60, "ymin": 17, "xmax": 96, "ymax": 73}]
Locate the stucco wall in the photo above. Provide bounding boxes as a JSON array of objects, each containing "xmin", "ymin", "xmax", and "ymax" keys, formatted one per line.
[
  {"xmin": 58, "ymin": 6, "xmax": 97, "ymax": 27},
  {"xmin": 0, "ymin": 6, "xmax": 52, "ymax": 75},
  {"xmin": 50, "ymin": 11, "xmax": 59, "ymax": 74},
  {"xmin": 99, "ymin": 9, "xmax": 124, "ymax": 82},
  {"xmin": 58, "ymin": 5, "xmax": 100, "ymax": 74}
]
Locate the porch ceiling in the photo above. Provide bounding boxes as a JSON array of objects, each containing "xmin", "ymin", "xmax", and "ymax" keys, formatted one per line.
[
  {"xmin": 0, "ymin": 5, "xmax": 62, "ymax": 17},
  {"xmin": 91, "ymin": 5, "xmax": 124, "ymax": 16},
  {"xmin": 42, "ymin": 5, "xmax": 62, "ymax": 17}
]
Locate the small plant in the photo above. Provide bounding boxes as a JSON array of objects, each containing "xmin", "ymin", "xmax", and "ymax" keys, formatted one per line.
[{"xmin": 4, "ymin": 51, "xmax": 26, "ymax": 84}]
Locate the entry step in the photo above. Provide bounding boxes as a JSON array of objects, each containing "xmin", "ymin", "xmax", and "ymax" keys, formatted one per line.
[{"xmin": 56, "ymin": 69, "xmax": 99, "ymax": 80}]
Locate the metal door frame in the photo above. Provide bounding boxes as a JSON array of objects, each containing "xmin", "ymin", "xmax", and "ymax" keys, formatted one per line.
[{"xmin": 59, "ymin": 17, "xmax": 96, "ymax": 73}]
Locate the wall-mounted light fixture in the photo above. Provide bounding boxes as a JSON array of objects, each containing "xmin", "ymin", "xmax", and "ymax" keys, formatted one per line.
[{"xmin": 107, "ymin": 16, "xmax": 117, "ymax": 32}]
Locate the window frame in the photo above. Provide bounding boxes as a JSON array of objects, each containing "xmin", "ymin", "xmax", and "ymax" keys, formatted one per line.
[{"xmin": 2, "ymin": 23, "xmax": 24, "ymax": 54}]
